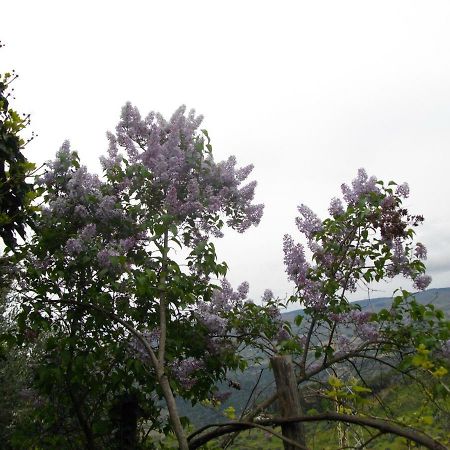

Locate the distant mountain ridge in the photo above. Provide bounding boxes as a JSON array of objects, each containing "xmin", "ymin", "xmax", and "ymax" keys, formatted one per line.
[{"xmin": 282, "ymin": 287, "xmax": 450, "ymax": 322}]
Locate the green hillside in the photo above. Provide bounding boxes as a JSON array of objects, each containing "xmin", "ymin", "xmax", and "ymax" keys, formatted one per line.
[
  {"xmin": 164, "ymin": 375, "xmax": 450, "ymax": 449},
  {"xmin": 205, "ymin": 377, "xmax": 450, "ymax": 450}
]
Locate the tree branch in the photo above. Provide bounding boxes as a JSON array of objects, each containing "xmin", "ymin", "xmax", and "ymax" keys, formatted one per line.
[{"xmin": 189, "ymin": 412, "xmax": 447, "ymax": 450}]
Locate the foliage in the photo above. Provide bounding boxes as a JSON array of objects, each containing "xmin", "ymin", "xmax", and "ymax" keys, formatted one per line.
[{"xmin": 0, "ymin": 42, "xmax": 38, "ymax": 250}]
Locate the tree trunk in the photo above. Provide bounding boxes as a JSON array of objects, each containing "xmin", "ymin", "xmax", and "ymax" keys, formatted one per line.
[{"xmin": 271, "ymin": 355, "xmax": 307, "ymax": 450}]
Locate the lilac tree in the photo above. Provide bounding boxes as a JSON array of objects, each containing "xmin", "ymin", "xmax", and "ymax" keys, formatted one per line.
[
  {"xmin": 12, "ymin": 104, "xmax": 263, "ymax": 449},
  {"xmin": 190, "ymin": 170, "xmax": 449, "ymax": 450}
]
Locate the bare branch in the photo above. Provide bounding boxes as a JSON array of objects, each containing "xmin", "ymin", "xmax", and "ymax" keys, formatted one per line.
[{"xmin": 189, "ymin": 412, "xmax": 447, "ymax": 450}]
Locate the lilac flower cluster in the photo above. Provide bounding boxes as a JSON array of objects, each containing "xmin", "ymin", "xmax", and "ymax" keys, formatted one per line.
[
  {"xmin": 284, "ymin": 169, "xmax": 432, "ymax": 315},
  {"xmin": 96, "ymin": 195, "xmax": 124, "ymax": 222},
  {"xmin": 43, "ymin": 141, "xmax": 74, "ymax": 176},
  {"xmin": 37, "ymin": 141, "xmax": 139, "ymax": 272},
  {"xmin": 341, "ymin": 168, "xmax": 379, "ymax": 204},
  {"xmin": 170, "ymin": 357, "xmax": 204, "ymax": 390},
  {"xmin": 275, "ymin": 327, "xmax": 290, "ymax": 343},
  {"xmin": 261, "ymin": 302, "xmax": 289, "ymax": 342},
  {"xmin": 414, "ymin": 243, "xmax": 427, "ymax": 260},
  {"xmin": 80, "ymin": 224, "xmax": 97, "ymax": 241},
  {"xmin": 395, "ymin": 182, "xmax": 410, "ymax": 198},
  {"xmin": 39, "ymin": 145, "xmax": 100, "ymax": 225},
  {"xmin": 334, "ymin": 335, "xmax": 354, "ymax": 356},
  {"xmin": 261, "ymin": 289, "xmax": 274, "ymax": 303},
  {"xmin": 282, "ymin": 235, "xmax": 325, "ymax": 308},
  {"xmin": 295, "ymin": 205, "xmax": 322, "ymax": 239},
  {"xmin": 413, "ymin": 274, "xmax": 432, "ymax": 291},
  {"xmin": 282, "ymin": 235, "xmax": 309, "ymax": 286},
  {"xmin": 329, "ymin": 310, "xmax": 373, "ymax": 325},
  {"xmin": 97, "ymin": 247, "xmax": 119, "ymax": 269},
  {"xmin": 129, "ymin": 328, "xmax": 161, "ymax": 361},
  {"xmin": 357, "ymin": 322, "xmax": 380, "ymax": 342},
  {"xmin": 329, "ymin": 310, "xmax": 380, "ymax": 342},
  {"xmin": 390, "ymin": 239, "xmax": 409, "ymax": 274},
  {"xmin": 103, "ymin": 103, "xmax": 264, "ymax": 240},
  {"xmin": 383, "ymin": 238, "xmax": 431, "ymax": 287},
  {"xmin": 195, "ymin": 279, "xmax": 248, "ymax": 336},
  {"xmin": 65, "ymin": 238, "xmax": 83, "ymax": 255},
  {"xmin": 328, "ymin": 197, "xmax": 344, "ymax": 217}
]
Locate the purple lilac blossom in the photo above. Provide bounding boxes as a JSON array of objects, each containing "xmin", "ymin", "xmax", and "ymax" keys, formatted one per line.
[
  {"xmin": 119, "ymin": 237, "xmax": 136, "ymax": 253},
  {"xmin": 261, "ymin": 289, "xmax": 274, "ymax": 303},
  {"xmin": 341, "ymin": 168, "xmax": 379, "ymax": 204},
  {"xmin": 65, "ymin": 238, "xmax": 83, "ymax": 255},
  {"xmin": 414, "ymin": 243, "xmax": 427, "ymax": 260},
  {"xmin": 196, "ymin": 307, "xmax": 227, "ymax": 335},
  {"xmin": 195, "ymin": 279, "xmax": 251, "ymax": 350},
  {"xmin": 74, "ymin": 205, "xmax": 88, "ymax": 218},
  {"xmin": 80, "ymin": 224, "xmax": 96, "ymax": 241},
  {"xmin": 276, "ymin": 327, "xmax": 290, "ymax": 343},
  {"xmin": 96, "ymin": 195, "xmax": 123, "ymax": 221},
  {"xmin": 283, "ymin": 234, "xmax": 309, "ymax": 286},
  {"xmin": 357, "ymin": 323, "xmax": 380, "ymax": 342},
  {"xmin": 381, "ymin": 195, "xmax": 396, "ymax": 209},
  {"xmin": 129, "ymin": 328, "xmax": 160, "ymax": 361},
  {"xmin": 42, "ymin": 143, "xmax": 141, "ymax": 278},
  {"xmin": 66, "ymin": 167, "xmax": 102, "ymax": 201},
  {"xmin": 40, "ymin": 171, "xmax": 55, "ymax": 185},
  {"xmin": 97, "ymin": 248, "xmax": 119, "ymax": 268},
  {"xmin": 335, "ymin": 335, "xmax": 353, "ymax": 354},
  {"xmin": 395, "ymin": 182, "xmax": 410, "ymax": 198},
  {"xmin": 295, "ymin": 205, "xmax": 322, "ymax": 239},
  {"xmin": 171, "ymin": 357, "xmax": 204, "ymax": 390},
  {"xmin": 266, "ymin": 306, "xmax": 282, "ymax": 321},
  {"xmin": 50, "ymin": 198, "xmax": 69, "ymax": 216},
  {"xmin": 386, "ymin": 238, "xmax": 411, "ymax": 278},
  {"xmin": 413, "ymin": 274, "xmax": 432, "ymax": 291},
  {"xmin": 104, "ymin": 103, "xmax": 264, "ymax": 240},
  {"xmin": 328, "ymin": 197, "xmax": 344, "ymax": 217},
  {"xmin": 237, "ymin": 281, "xmax": 249, "ymax": 300},
  {"xmin": 48, "ymin": 141, "xmax": 72, "ymax": 173},
  {"xmin": 300, "ymin": 279, "xmax": 324, "ymax": 310}
]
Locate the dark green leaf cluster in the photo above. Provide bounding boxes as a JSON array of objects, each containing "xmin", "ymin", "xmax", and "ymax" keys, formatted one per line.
[{"xmin": 0, "ymin": 58, "xmax": 38, "ymax": 250}]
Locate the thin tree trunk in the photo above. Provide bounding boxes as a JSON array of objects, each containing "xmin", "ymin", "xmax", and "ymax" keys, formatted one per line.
[
  {"xmin": 157, "ymin": 230, "xmax": 189, "ymax": 450},
  {"xmin": 159, "ymin": 372, "xmax": 189, "ymax": 450}
]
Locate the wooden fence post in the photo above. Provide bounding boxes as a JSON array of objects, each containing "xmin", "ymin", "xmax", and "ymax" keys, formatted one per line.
[{"xmin": 270, "ymin": 355, "xmax": 306, "ymax": 450}]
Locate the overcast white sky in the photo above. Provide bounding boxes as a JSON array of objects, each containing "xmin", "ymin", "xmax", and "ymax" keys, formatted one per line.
[{"xmin": 2, "ymin": 1, "xmax": 450, "ymax": 304}]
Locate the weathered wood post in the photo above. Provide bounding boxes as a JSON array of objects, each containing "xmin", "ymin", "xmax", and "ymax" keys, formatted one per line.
[{"xmin": 271, "ymin": 355, "xmax": 306, "ymax": 450}]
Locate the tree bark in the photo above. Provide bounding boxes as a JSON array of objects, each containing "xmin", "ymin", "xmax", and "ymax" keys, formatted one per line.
[{"xmin": 271, "ymin": 355, "xmax": 307, "ymax": 450}]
